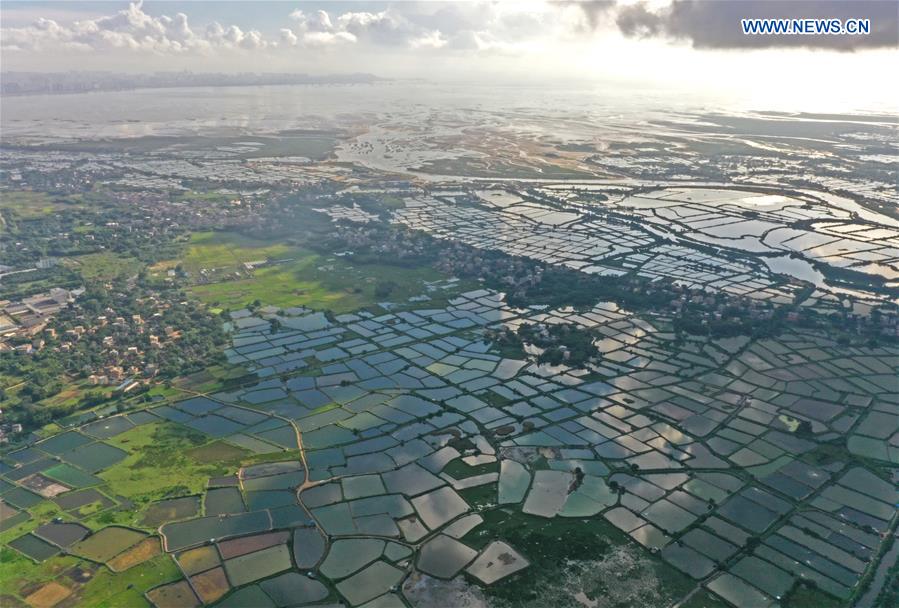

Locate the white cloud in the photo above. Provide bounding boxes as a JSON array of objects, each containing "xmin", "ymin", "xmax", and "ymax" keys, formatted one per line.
[
  {"xmin": 290, "ymin": 9, "xmax": 334, "ymax": 33},
  {"xmin": 2, "ymin": 0, "xmax": 892, "ymax": 86},
  {"xmin": 0, "ymin": 1, "xmax": 585, "ymax": 57},
  {"xmin": 302, "ymin": 31, "xmax": 357, "ymax": 47},
  {"xmin": 0, "ymin": 0, "xmax": 267, "ymax": 54},
  {"xmin": 283, "ymin": 9, "xmax": 357, "ymax": 47},
  {"xmin": 279, "ymin": 27, "xmax": 298, "ymax": 47},
  {"xmin": 337, "ymin": 10, "xmax": 418, "ymax": 46},
  {"xmin": 409, "ymin": 30, "xmax": 448, "ymax": 50}
]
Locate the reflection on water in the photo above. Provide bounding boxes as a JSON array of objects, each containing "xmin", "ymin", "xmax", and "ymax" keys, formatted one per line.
[
  {"xmin": 762, "ymin": 254, "xmax": 882, "ymax": 302},
  {"xmin": 0, "ymin": 82, "xmax": 730, "ymax": 144},
  {"xmin": 762, "ymin": 254, "xmax": 826, "ymax": 286}
]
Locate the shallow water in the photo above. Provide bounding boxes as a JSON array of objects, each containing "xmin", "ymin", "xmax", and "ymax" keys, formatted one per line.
[
  {"xmin": 761, "ymin": 254, "xmax": 827, "ymax": 287},
  {"xmin": 0, "ymin": 82, "xmax": 713, "ymax": 143}
]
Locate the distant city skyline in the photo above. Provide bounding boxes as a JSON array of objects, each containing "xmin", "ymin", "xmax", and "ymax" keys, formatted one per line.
[{"xmin": 2, "ymin": 1, "xmax": 898, "ymax": 111}]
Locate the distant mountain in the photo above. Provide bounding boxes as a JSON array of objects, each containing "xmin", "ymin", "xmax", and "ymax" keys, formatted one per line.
[{"xmin": 0, "ymin": 71, "xmax": 387, "ymax": 96}]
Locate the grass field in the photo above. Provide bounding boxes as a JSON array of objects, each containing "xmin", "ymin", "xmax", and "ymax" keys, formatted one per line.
[
  {"xmin": 179, "ymin": 231, "xmax": 294, "ymax": 275},
  {"xmin": 190, "ymin": 253, "xmax": 446, "ymax": 312},
  {"xmin": 66, "ymin": 252, "xmax": 144, "ymax": 281},
  {"xmin": 96, "ymin": 419, "xmax": 289, "ymax": 529},
  {"xmin": 174, "ymin": 230, "xmax": 451, "ymax": 313},
  {"xmin": 171, "ymin": 364, "xmax": 250, "ymax": 394},
  {"xmin": 77, "ymin": 553, "xmax": 181, "ymax": 608},
  {"xmin": 99, "ymin": 423, "xmax": 235, "ymax": 511},
  {"xmin": 0, "ymin": 191, "xmax": 70, "ymax": 221},
  {"xmin": 0, "ymin": 549, "xmax": 79, "ymax": 602}
]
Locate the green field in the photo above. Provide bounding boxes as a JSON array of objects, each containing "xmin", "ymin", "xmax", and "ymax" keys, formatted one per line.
[
  {"xmin": 99, "ymin": 423, "xmax": 235, "ymax": 509},
  {"xmin": 0, "ymin": 548, "xmax": 79, "ymax": 600},
  {"xmin": 67, "ymin": 252, "xmax": 144, "ymax": 281},
  {"xmin": 75, "ymin": 553, "xmax": 181, "ymax": 607},
  {"xmin": 179, "ymin": 231, "xmax": 294, "ymax": 275},
  {"xmin": 171, "ymin": 364, "xmax": 250, "ymax": 394},
  {"xmin": 0, "ymin": 190, "xmax": 70, "ymax": 220},
  {"xmin": 176, "ymin": 230, "xmax": 452, "ymax": 313},
  {"xmin": 0, "ymin": 545, "xmax": 181, "ymax": 608}
]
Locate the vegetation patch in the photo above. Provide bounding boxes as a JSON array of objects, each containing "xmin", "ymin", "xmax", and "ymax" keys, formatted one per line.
[
  {"xmin": 146, "ymin": 579, "xmax": 200, "ymax": 608},
  {"xmin": 23, "ymin": 581, "xmax": 71, "ymax": 608},
  {"xmin": 782, "ymin": 582, "xmax": 845, "ymax": 608},
  {"xmin": 0, "ymin": 191, "xmax": 73, "ymax": 221},
  {"xmin": 190, "ymin": 566, "xmax": 230, "ymax": 604},
  {"xmin": 64, "ymin": 252, "xmax": 144, "ymax": 282},
  {"xmin": 171, "ymin": 230, "xmax": 451, "ymax": 313},
  {"xmin": 70, "ymin": 526, "xmax": 145, "ymax": 563},
  {"xmin": 107, "ymin": 537, "xmax": 162, "ymax": 572},
  {"xmin": 465, "ymin": 509, "xmax": 692, "ymax": 607},
  {"xmin": 139, "ymin": 497, "xmax": 200, "ymax": 528},
  {"xmin": 186, "ymin": 441, "xmax": 249, "ymax": 465},
  {"xmin": 74, "ymin": 553, "xmax": 180, "ymax": 607},
  {"xmin": 100, "ymin": 423, "xmax": 230, "ymax": 507}
]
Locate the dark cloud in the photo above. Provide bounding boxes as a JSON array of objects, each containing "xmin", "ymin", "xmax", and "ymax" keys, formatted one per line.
[
  {"xmin": 558, "ymin": 1, "xmax": 618, "ymax": 31},
  {"xmin": 615, "ymin": 0, "xmax": 899, "ymax": 51}
]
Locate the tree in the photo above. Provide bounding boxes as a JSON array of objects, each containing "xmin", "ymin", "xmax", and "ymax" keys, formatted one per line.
[
  {"xmin": 374, "ymin": 281, "xmax": 398, "ymax": 299},
  {"xmin": 796, "ymin": 419, "xmax": 814, "ymax": 437}
]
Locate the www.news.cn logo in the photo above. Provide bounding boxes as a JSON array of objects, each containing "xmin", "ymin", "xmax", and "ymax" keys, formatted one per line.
[{"xmin": 741, "ymin": 18, "xmax": 871, "ymax": 35}]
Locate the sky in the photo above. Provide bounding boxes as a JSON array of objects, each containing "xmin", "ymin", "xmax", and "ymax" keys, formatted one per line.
[{"xmin": 2, "ymin": 1, "xmax": 898, "ymax": 109}]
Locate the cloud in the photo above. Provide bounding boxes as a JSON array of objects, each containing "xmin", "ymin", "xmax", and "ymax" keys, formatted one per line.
[
  {"xmin": 1, "ymin": 0, "xmax": 268, "ymax": 54},
  {"xmin": 2, "ymin": 0, "xmax": 894, "ymax": 62},
  {"xmin": 409, "ymin": 30, "xmax": 448, "ymax": 50},
  {"xmin": 614, "ymin": 0, "xmax": 899, "ymax": 51},
  {"xmin": 290, "ymin": 9, "xmax": 334, "ymax": 33},
  {"xmin": 279, "ymin": 28, "xmax": 298, "ymax": 47},
  {"xmin": 337, "ymin": 10, "xmax": 442, "ymax": 47},
  {"xmin": 287, "ymin": 9, "xmax": 356, "ymax": 46},
  {"xmin": 397, "ymin": 2, "xmax": 573, "ymax": 53},
  {"xmin": 562, "ymin": 1, "xmax": 619, "ymax": 32},
  {"xmin": 284, "ymin": 7, "xmax": 448, "ymax": 49},
  {"xmin": 205, "ymin": 22, "xmax": 266, "ymax": 51},
  {"xmin": 0, "ymin": 1, "xmax": 573, "ymax": 58}
]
